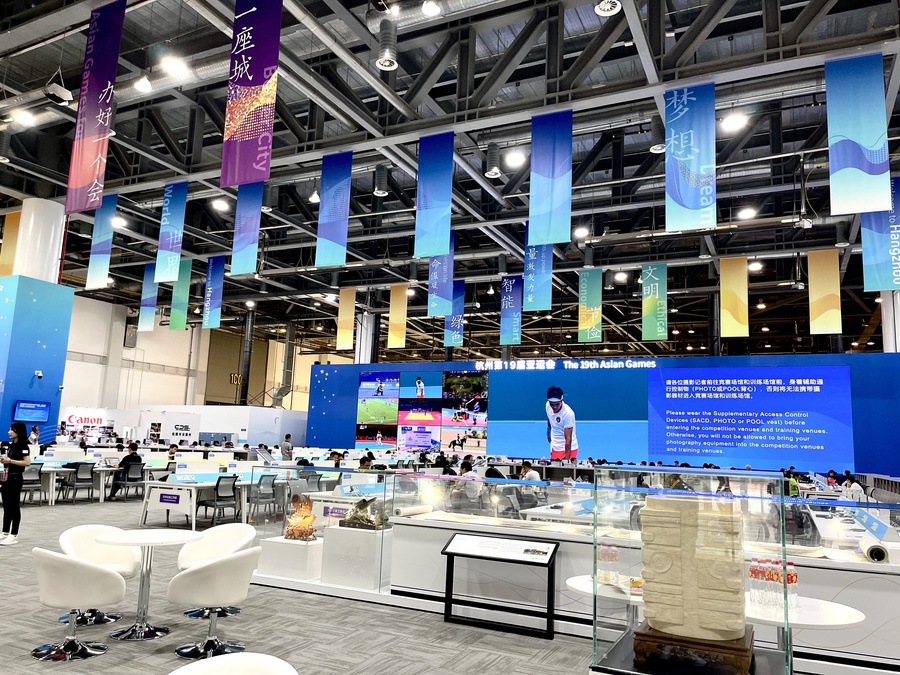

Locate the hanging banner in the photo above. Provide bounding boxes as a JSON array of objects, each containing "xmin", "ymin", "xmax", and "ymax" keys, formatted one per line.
[
  {"xmin": 169, "ymin": 258, "xmax": 193, "ymax": 331},
  {"xmin": 528, "ymin": 110, "xmax": 573, "ymax": 246},
  {"xmin": 414, "ymin": 132, "xmax": 454, "ymax": 258},
  {"xmin": 665, "ymin": 82, "xmax": 716, "ymax": 233},
  {"xmin": 65, "ymin": 0, "xmax": 126, "ymax": 214},
  {"xmin": 220, "ymin": 0, "xmax": 283, "ymax": 187},
  {"xmin": 499, "ymin": 275, "xmax": 523, "ymax": 346},
  {"xmin": 85, "ymin": 194, "xmax": 116, "ymax": 290},
  {"xmin": 524, "ymin": 222, "xmax": 553, "ymax": 311},
  {"xmin": 314, "ymin": 151, "xmax": 353, "ymax": 268},
  {"xmin": 641, "ymin": 263, "xmax": 668, "ymax": 340},
  {"xmin": 138, "ymin": 264, "xmax": 158, "ymax": 332},
  {"xmin": 825, "ymin": 53, "xmax": 891, "ymax": 215},
  {"xmin": 444, "ymin": 280, "xmax": 465, "ymax": 348},
  {"xmin": 388, "ymin": 284, "xmax": 409, "ymax": 349},
  {"xmin": 231, "ymin": 181, "xmax": 264, "ymax": 275},
  {"xmin": 154, "ymin": 181, "xmax": 188, "ymax": 283},
  {"xmin": 578, "ymin": 269, "xmax": 603, "ymax": 343},
  {"xmin": 0, "ymin": 212, "xmax": 21, "ymax": 277},
  {"xmin": 720, "ymin": 257, "xmax": 749, "ymax": 338},
  {"xmin": 861, "ymin": 176, "xmax": 900, "ymax": 291},
  {"xmin": 336, "ymin": 287, "xmax": 356, "ymax": 350},
  {"xmin": 203, "ymin": 255, "xmax": 226, "ymax": 330},
  {"xmin": 427, "ymin": 230, "xmax": 455, "ymax": 317},
  {"xmin": 808, "ymin": 249, "xmax": 842, "ymax": 335}
]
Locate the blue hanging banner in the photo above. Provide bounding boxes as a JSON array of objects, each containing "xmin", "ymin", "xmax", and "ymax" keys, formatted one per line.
[
  {"xmin": 314, "ymin": 151, "xmax": 353, "ymax": 267},
  {"xmin": 427, "ymin": 230, "xmax": 455, "ymax": 317},
  {"xmin": 85, "ymin": 194, "xmax": 117, "ymax": 290},
  {"xmin": 154, "ymin": 181, "xmax": 188, "ymax": 283},
  {"xmin": 499, "ymin": 275, "xmax": 523, "ymax": 346},
  {"xmin": 443, "ymin": 280, "xmax": 465, "ymax": 347},
  {"xmin": 523, "ymin": 222, "xmax": 553, "ymax": 311},
  {"xmin": 203, "ymin": 255, "xmax": 226, "ymax": 329},
  {"xmin": 825, "ymin": 53, "xmax": 891, "ymax": 215},
  {"xmin": 860, "ymin": 176, "xmax": 900, "ymax": 292},
  {"xmin": 415, "ymin": 132, "xmax": 454, "ymax": 258},
  {"xmin": 665, "ymin": 82, "xmax": 716, "ymax": 232},
  {"xmin": 138, "ymin": 263, "xmax": 158, "ymax": 332},
  {"xmin": 528, "ymin": 110, "xmax": 573, "ymax": 246},
  {"xmin": 231, "ymin": 181, "xmax": 264, "ymax": 275}
]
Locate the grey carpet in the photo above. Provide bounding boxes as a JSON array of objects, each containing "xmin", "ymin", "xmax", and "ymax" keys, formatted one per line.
[{"xmin": 0, "ymin": 496, "xmax": 591, "ymax": 674}]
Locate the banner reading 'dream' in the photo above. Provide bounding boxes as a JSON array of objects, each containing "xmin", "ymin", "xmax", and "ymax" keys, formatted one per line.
[
  {"xmin": 231, "ymin": 181, "xmax": 264, "ymax": 275},
  {"xmin": 155, "ymin": 181, "xmax": 188, "ymax": 283},
  {"xmin": 336, "ymin": 287, "xmax": 356, "ymax": 351},
  {"xmin": 65, "ymin": 0, "xmax": 126, "ymax": 214},
  {"xmin": 85, "ymin": 194, "xmax": 116, "ymax": 290},
  {"xmin": 861, "ymin": 176, "xmax": 900, "ymax": 291},
  {"xmin": 203, "ymin": 256, "xmax": 226, "ymax": 329},
  {"xmin": 415, "ymin": 132, "xmax": 454, "ymax": 258},
  {"xmin": 427, "ymin": 230, "xmax": 455, "ymax": 316},
  {"xmin": 220, "ymin": 0, "xmax": 283, "ymax": 187},
  {"xmin": 500, "ymin": 275, "xmax": 523, "ymax": 346},
  {"xmin": 314, "ymin": 151, "xmax": 353, "ymax": 268},
  {"xmin": 528, "ymin": 110, "xmax": 573, "ymax": 246},
  {"xmin": 641, "ymin": 263, "xmax": 668, "ymax": 340},
  {"xmin": 138, "ymin": 264, "xmax": 158, "ymax": 332},
  {"xmin": 808, "ymin": 249, "xmax": 842, "ymax": 335},
  {"xmin": 825, "ymin": 54, "xmax": 891, "ymax": 215},
  {"xmin": 524, "ymin": 222, "xmax": 553, "ymax": 311},
  {"xmin": 388, "ymin": 284, "xmax": 408, "ymax": 349},
  {"xmin": 578, "ymin": 269, "xmax": 603, "ymax": 343},
  {"xmin": 169, "ymin": 258, "xmax": 193, "ymax": 331},
  {"xmin": 720, "ymin": 257, "xmax": 749, "ymax": 337},
  {"xmin": 665, "ymin": 82, "xmax": 716, "ymax": 232},
  {"xmin": 444, "ymin": 280, "xmax": 465, "ymax": 348}
]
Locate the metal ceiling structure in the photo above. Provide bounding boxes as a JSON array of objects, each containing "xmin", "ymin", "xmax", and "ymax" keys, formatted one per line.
[{"xmin": 0, "ymin": 0, "xmax": 898, "ymax": 360}]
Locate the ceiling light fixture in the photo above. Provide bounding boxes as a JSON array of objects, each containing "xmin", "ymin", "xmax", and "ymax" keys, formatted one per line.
[
  {"xmin": 133, "ymin": 75, "xmax": 152, "ymax": 94},
  {"xmin": 672, "ymin": 328, "xmax": 681, "ymax": 335},
  {"xmin": 648, "ymin": 114, "xmax": 666, "ymax": 154},
  {"xmin": 193, "ymin": 307, "xmax": 201, "ymax": 314},
  {"xmin": 583, "ymin": 247, "xmax": 595, "ymax": 269},
  {"xmin": 11, "ymin": 109, "xmax": 35, "ymax": 127},
  {"xmin": 737, "ymin": 207, "xmax": 757, "ymax": 220},
  {"xmin": 315, "ymin": 324, "xmax": 323, "ymax": 331},
  {"xmin": 160, "ymin": 55, "xmax": 190, "ymax": 79},
  {"xmin": 875, "ymin": 296, "xmax": 884, "ymax": 304},
  {"xmin": 573, "ymin": 225, "xmax": 590, "ymax": 239},
  {"xmin": 761, "ymin": 325, "xmax": 770, "ymax": 332},
  {"xmin": 764, "ymin": 343, "xmax": 772, "ymax": 348},
  {"xmin": 313, "ymin": 301, "xmax": 321, "ymax": 307},
  {"xmin": 851, "ymin": 341, "xmax": 859, "ymax": 346},
  {"xmin": 686, "ymin": 345, "xmax": 694, "ymax": 351},
  {"xmin": 106, "ymin": 276, "xmax": 114, "ymax": 285},
  {"xmin": 484, "ymin": 143, "xmax": 502, "ymax": 178},
  {"xmin": 748, "ymin": 261, "xmax": 763, "ymax": 272},
  {"xmin": 614, "ymin": 271, "xmax": 628, "ymax": 283},
  {"xmin": 721, "ymin": 112, "xmax": 748, "ymax": 132},
  {"xmin": 867, "ymin": 341, "xmax": 875, "ymax": 346},
  {"xmin": 699, "ymin": 239, "xmax": 712, "ymax": 259},
  {"xmin": 565, "ymin": 333, "xmax": 572, "ymax": 339},
  {"xmin": 376, "ymin": 19, "xmax": 398, "ymax": 71},
  {"xmin": 111, "ymin": 215, "xmax": 127, "ymax": 229},
  {"xmin": 211, "ymin": 198, "xmax": 229, "ymax": 212},
  {"xmin": 373, "ymin": 164, "xmax": 390, "ymax": 197},
  {"xmin": 406, "ymin": 287, "xmax": 415, "ymax": 296},
  {"xmin": 757, "ymin": 301, "xmax": 767, "ymax": 309},
  {"xmin": 687, "ymin": 327, "xmax": 695, "ymax": 334},
  {"xmin": 324, "ymin": 294, "xmax": 336, "ymax": 302},
  {"xmin": 505, "ymin": 148, "xmax": 527, "ymax": 169},
  {"xmin": 421, "ymin": 0, "xmax": 441, "ymax": 17},
  {"xmin": 309, "ymin": 187, "xmax": 320, "ymax": 204},
  {"xmin": 835, "ymin": 222, "xmax": 851, "ymax": 248},
  {"xmin": 486, "ymin": 285, "xmax": 495, "ymax": 295},
  {"xmin": 245, "ymin": 300, "xmax": 256, "ymax": 308}
]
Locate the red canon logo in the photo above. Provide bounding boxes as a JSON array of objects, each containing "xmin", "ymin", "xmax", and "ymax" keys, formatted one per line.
[{"xmin": 68, "ymin": 415, "xmax": 103, "ymax": 424}]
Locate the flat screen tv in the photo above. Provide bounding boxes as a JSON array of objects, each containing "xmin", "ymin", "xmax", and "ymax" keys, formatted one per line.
[{"xmin": 14, "ymin": 400, "xmax": 51, "ymax": 423}]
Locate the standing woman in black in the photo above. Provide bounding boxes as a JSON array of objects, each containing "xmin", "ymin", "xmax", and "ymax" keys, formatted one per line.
[{"xmin": 1, "ymin": 422, "xmax": 31, "ymax": 546}]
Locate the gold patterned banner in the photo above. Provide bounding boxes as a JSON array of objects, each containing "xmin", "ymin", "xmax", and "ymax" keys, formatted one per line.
[
  {"xmin": 0, "ymin": 212, "xmax": 20, "ymax": 277},
  {"xmin": 808, "ymin": 249, "xmax": 842, "ymax": 334},
  {"xmin": 388, "ymin": 284, "xmax": 408, "ymax": 348},
  {"xmin": 337, "ymin": 286, "xmax": 356, "ymax": 350},
  {"xmin": 720, "ymin": 257, "xmax": 749, "ymax": 337}
]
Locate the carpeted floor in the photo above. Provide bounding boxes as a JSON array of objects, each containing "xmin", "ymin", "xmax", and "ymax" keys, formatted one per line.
[{"xmin": 0, "ymin": 495, "xmax": 592, "ymax": 674}]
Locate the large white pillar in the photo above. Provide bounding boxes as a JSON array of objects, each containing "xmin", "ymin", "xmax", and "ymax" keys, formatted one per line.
[{"xmin": 11, "ymin": 198, "xmax": 66, "ymax": 283}]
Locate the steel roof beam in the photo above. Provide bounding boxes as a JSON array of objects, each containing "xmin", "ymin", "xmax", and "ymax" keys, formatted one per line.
[
  {"xmin": 783, "ymin": 0, "xmax": 840, "ymax": 46},
  {"xmin": 662, "ymin": 0, "xmax": 739, "ymax": 70},
  {"xmin": 559, "ymin": 12, "xmax": 628, "ymax": 91}
]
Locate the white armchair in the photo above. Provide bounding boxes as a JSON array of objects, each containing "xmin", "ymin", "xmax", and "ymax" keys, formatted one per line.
[{"xmin": 167, "ymin": 652, "xmax": 298, "ymax": 674}]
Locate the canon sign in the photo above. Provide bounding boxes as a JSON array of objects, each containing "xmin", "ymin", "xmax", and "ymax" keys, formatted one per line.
[{"xmin": 68, "ymin": 415, "xmax": 104, "ymax": 425}]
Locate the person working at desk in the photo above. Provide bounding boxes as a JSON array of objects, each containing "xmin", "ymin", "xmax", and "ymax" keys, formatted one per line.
[
  {"xmin": 359, "ymin": 457, "xmax": 372, "ymax": 470},
  {"xmin": 167, "ymin": 444, "xmax": 178, "ymax": 461},
  {"xmin": 841, "ymin": 475, "xmax": 865, "ymax": 502},
  {"xmin": 1, "ymin": 422, "xmax": 32, "ymax": 546},
  {"xmin": 108, "ymin": 443, "xmax": 143, "ymax": 500}
]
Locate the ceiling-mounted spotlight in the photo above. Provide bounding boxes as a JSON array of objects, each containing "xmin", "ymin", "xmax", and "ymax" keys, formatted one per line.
[
  {"xmin": 506, "ymin": 148, "xmax": 527, "ymax": 169},
  {"xmin": 421, "ymin": 0, "xmax": 442, "ymax": 17},
  {"xmin": 583, "ymin": 247, "xmax": 595, "ymax": 269},
  {"xmin": 594, "ymin": 0, "xmax": 622, "ymax": 16},
  {"xmin": 875, "ymin": 296, "xmax": 884, "ymax": 304},
  {"xmin": 614, "ymin": 270, "xmax": 628, "ymax": 283},
  {"xmin": 737, "ymin": 207, "xmax": 757, "ymax": 220},
  {"xmin": 133, "ymin": 75, "xmax": 152, "ymax": 94},
  {"xmin": 309, "ymin": 186, "xmax": 320, "ymax": 204},
  {"xmin": 486, "ymin": 285, "xmax": 495, "ymax": 296},
  {"xmin": 648, "ymin": 114, "xmax": 666, "ymax": 154},
  {"xmin": 604, "ymin": 270, "xmax": 616, "ymax": 290},
  {"xmin": 245, "ymin": 300, "xmax": 256, "ymax": 308},
  {"xmin": 573, "ymin": 225, "xmax": 590, "ymax": 239},
  {"xmin": 485, "ymin": 143, "xmax": 502, "ymax": 178},
  {"xmin": 160, "ymin": 55, "xmax": 190, "ymax": 79},
  {"xmin": 757, "ymin": 301, "xmax": 767, "ymax": 309},
  {"xmin": 11, "ymin": 109, "xmax": 35, "ymax": 127},
  {"xmin": 835, "ymin": 222, "xmax": 850, "ymax": 248},
  {"xmin": 106, "ymin": 276, "xmax": 115, "ymax": 285},
  {"xmin": 193, "ymin": 307, "xmax": 201, "ymax": 315},
  {"xmin": 0, "ymin": 131, "xmax": 11, "ymax": 163},
  {"xmin": 699, "ymin": 239, "xmax": 712, "ymax": 259},
  {"xmin": 373, "ymin": 164, "xmax": 390, "ymax": 197},
  {"xmin": 111, "ymin": 215, "xmax": 127, "ymax": 229},
  {"xmin": 498, "ymin": 255, "xmax": 507, "ymax": 275},
  {"xmin": 211, "ymin": 198, "xmax": 229, "ymax": 212},
  {"xmin": 376, "ymin": 19, "xmax": 398, "ymax": 71},
  {"xmin": 748, "ymin": 261, "xmax": 763, "ymax": 272},
  {"xmin": 261, "ymin": 184, "xmax": 278, "ymax": 213},
  {"xmin": 721, "ymin": 111, "xmax": 748, "ymax": 132},
  {"xmin": 406, "ymin": 287, "xmax": 416, "ymax": 296}
]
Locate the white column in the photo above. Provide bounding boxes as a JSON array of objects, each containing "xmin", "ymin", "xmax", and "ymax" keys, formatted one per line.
[
  {"xmin": 11, "ymin": 198, "xmax": 66, "ymax": 283},
  {"xmin": 882, "ymin": 291, "xmax": 900, "ymax": 353}
]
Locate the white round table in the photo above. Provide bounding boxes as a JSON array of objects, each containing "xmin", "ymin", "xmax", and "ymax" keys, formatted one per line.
[{"xmin": 96, "ymin": 529, "xmax": 202, "ymax": 641}]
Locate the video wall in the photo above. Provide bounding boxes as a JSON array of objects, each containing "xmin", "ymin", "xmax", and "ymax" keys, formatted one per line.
[{"xmin": 307, "ymin": 353, "xmax": 900, "ymax": 475}]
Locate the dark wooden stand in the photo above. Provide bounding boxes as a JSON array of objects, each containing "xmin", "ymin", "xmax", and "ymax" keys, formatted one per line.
[{"xmin": 633, "ymin": 621, "xmax": 754, "ymax": 675}]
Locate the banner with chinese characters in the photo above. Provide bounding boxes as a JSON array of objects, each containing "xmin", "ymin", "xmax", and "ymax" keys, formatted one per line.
[
  {"xmin": 220, "ymin": 0, "xmax": 283, "ymax": 187},
  {"xmin": 169, "ymin": 258, "xmax": 193, "ymax": 331},
  {"xmin": 414, "ymin": 132, "xmax": 454, "ymax": 258},
  {"xmin": 203, "ymin": 255, "xmax": 226, "ymax": 330},
  {"xmin": 388, "ymin": 284, "xmax": 408, "ymax": 349},
  {"xmin": 641, "ymin": 263, "xmax": 668, "ymax": 340},
  {"xmin": 231, "ymin": 181, "xmax": 264, "ymax": 275},
  {"xmin": 861, "ymin": 176, "xmax": 900, "ymax": 291},
  {"xmin": 720, "ymin": 257, "xmax": 749, "ymax": 338},
  {"xmin": 499, "ymin": 275, "xmax": 523, "ymax": 346},
  {"xmin": 528, "ymin": 110, "xmax": 573, "ymax": 246},
  {"xmin": 65, "ymin": 0, "xmax": 126, "ymax": 214},
  {"xmin": 665, "ymin": 82, "xmax": 716, "ymax": 232},
  {"xmin": 85, "ymin": 194, "xmax": 116, "ymax": 290},
  {"xmin": 444, "ymin": 280, "xmax": 465, "ymax": 347},
  {"xmin": 314, "ymin": 151, "xmax": 353, "ymax": 268},
  {"xmin": 336, "ymin": 286, "xmax": 356, "ymax": 350},
  {"xmin": 138, "ymin": 263, "xmax": 158, "ymax": 332},
  {"xmin": 825, "ymin": 53, "xmax": 891, "ymax": 215},
  {"xmin": 578, "ymin": 269, "xmax": 603, "ymax": 343},
  {"xmin": 523, "ymin": 223, "xmax": 553, "ymax": 311},
  {"xmin": 427, "ymin": 230, "xmax": 455, "ymax": 316},
  {"xmin": 154, "ymin": 181, "xmax": 188, "ymax": 283},
  {"xmin": 808, "ymin": 249, "xmax": 842, "ymax": 335}
]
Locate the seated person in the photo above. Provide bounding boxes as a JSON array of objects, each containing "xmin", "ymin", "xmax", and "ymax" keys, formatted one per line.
[
  {"xmin": 109, "ymin": 443, "xmax": 143, "ymax": 500},
  {"xmin": 841, "ymin": 475, "xmax": 865, "ymax": 502},
  {"xmin": 518, "ymin": 461, "xmax": 541, "ymax": 508},
  {"xmin": 450, "ymin": 461, "xmax": 483, "ymax": 507},
  {"xmin": 359, "ymin": 457, "xmax": 372, "ymax": 470},
  {"xmin": 328, "ymin": 450, "xmax": 343, "ymax": 467},
  {"xmin": 667, "ymin": 473, "xmax": 693, "ymax": 492},
  {"xmin": 167, "ymin": 444, "xmax": 178, "ymax": 461}
]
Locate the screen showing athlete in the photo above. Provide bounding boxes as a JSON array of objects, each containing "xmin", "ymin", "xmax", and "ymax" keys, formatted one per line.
[
  {"xmin": 415, "ymin": 376, "xmax": 425, "ymax": 398},
  {"xmin": 545, "ymin": 386, "xmax": 578, "ymax": 461}
]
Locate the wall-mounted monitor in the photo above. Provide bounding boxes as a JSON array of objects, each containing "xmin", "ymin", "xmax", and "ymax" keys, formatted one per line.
[{"xmin": 14, "ymin": 400, "xmax": 51, "ymax": 423}]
